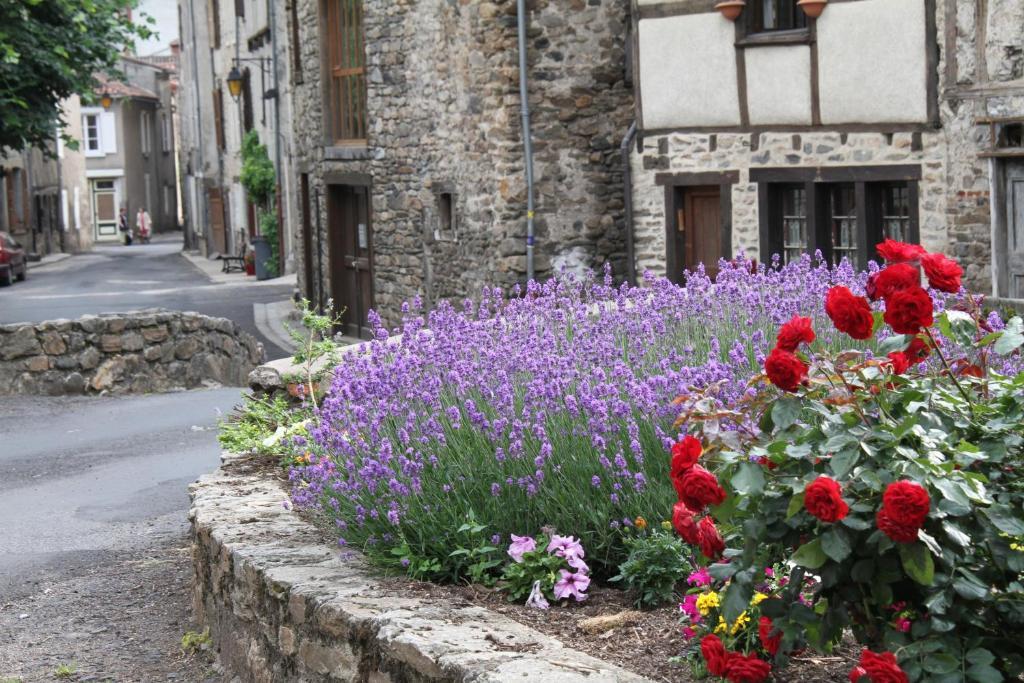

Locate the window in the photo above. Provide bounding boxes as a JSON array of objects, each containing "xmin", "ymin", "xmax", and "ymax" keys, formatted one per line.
[
  {"xmin": 324, "ymin": 0, "xmax": 367, "ymax": 143},
  {"xmin": 141, "ymin": 111, "xmax": 152, "ymax": 155},
  {"xmin": 290, "ymin": 0, "xmax": 303, "ymax": 83},
  {"xmin": 84, "ymin": 114, "xmax": 101, "ymax": 153},
  {"xmin": 161, "ymin": 113, "xmax": 171, "ymax": 153},
  {"xmin": 756, "ymin": 167, "xmax": 921, "ymax": 268},
  {"xmin": 751, "ymin": 0, "xmax": 807, "ymax": 32}
]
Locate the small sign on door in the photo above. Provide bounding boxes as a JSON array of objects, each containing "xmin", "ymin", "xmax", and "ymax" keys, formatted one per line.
[{"xmin": 357, "ymin": 223, "xmax": 368, "ymax": 250}]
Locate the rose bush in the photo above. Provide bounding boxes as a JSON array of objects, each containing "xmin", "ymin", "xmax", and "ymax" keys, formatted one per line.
[{"xmin": 673, "ymin": 244, "xmax": 1024, "ymax": 680}]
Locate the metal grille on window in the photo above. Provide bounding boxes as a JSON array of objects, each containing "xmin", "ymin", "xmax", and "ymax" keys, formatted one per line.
[
  {"xmin": 881, "ymin": 183, "xmax": 910, "ymax": 243},
  {"xmin": 327, "ymin": 0, "xmax": 367, "ymax": 143},
  {"xmin": 781, "ymin": 185, "xmax": 807, "ymax": 264},
  {"xmin": 755, "ymin": 0, "xmax": 807, "ymax": 31},
  {"xmin": 830, "ymin": 184, "xmax": 858, "ymax": 265}
]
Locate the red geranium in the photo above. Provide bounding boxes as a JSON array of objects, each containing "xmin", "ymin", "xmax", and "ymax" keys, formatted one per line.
[
  {"xmin": 677, "ymin": 466, "xmax": 727, "ymax": 510},
  {"xmin": 883, "ymin": 286, "xmax": 934, "ymax": 334},
  {"xmin": 866, "ymin": 263, "xmax": 919, "ymax": 301},
  {"xmin": 849, "ymin": 649, "xmax": 909, "ymax": 683},
  {"xmin": 804, "ymin": 476, "xmax": 850, "ymax": 523},
  {"xmin": 672, "ymin": 500, "xmax": 700, "ymax": 544},
  {"xmin": 825, "ymin": 286, "xmax": 874, "ymax": 340},
  {"xmin": 758, "ymin": 616, "xmax": 781, "ymax": 656},
  {"xmin": 921, "ymin": 252, "xmax": 963, "ymax": 293},
  {"xmin": 723, "ymin": 652, "xmax": 772, "ymax": 683},
  {"xmin": 670, "ymin": 435, "xmax": 702, "ymax": 479},
  {"xmin": 697, "ymin": 515, "xmax": 725, "ymax": 560},
  {"xmin": 700, "ymin": 635, "xmax": 729, "ymax": 677},
  {"xmin": 882, "ymin": 481, "xmax": 930, "ymax": 528},
  {"xmin": 876, "ymin": 239, "xmax": 926, "ymax": 264},
  {"xmin": 776, "ymin": 315, "xmax": 815, "ymax": 351},
  {"xmin": 886, "ymin": 352, "xmax": 911, "ymax": 375},
  {"xmin": 764, "ymin": 347, "xmax": 808, "ymax": 393}
]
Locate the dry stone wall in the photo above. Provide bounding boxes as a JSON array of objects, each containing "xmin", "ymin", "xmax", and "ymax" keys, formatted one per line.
[
  {"xmin": 0, "ymin": 310, "xmax": 264, "ymax": 396},
  {"xmin": 190, "ymin": 452, "xmax": 650, "ymax": 683},
  {"xmin": 290, "ymin": 0, "xmax": 634, "ymax": 325}
]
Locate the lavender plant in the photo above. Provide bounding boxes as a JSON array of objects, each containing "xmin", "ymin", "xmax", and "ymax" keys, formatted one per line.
[{"xmin": 291, "ymin": 257, "xmax": 1021, "ymax": 579}]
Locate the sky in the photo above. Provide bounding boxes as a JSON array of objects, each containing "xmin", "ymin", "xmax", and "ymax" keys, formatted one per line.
[{"xmin": 135, "ymin": 0, "xmax": 180, "ymax": 56}]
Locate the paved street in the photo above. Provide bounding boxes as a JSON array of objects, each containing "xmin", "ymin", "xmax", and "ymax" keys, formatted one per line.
[
  {"xmin": 0, "ymin": 236, "xmax": 294, "ymax": 681},
  {"xmin": 0, "ymin": 233, "xmax": 294, "ymax": 359}
]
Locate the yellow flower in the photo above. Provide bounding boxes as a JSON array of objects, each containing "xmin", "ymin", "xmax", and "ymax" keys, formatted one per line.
[
  {"xmin": 714, "ymin": 616, "xmax": 727, "ymax": 634},
  {"xmin": 751, "ymin": 592, "xmax": 768, "ymax": 606},
  {"xmin": 1011, "ymin": 542, "xmax": 1022, "ymax": 551},
  {"xmin": 696, "ymin": 592, "xmax": 720, "ymax": 616},
  {"xmin": 661, "ymin": 520, "xmax": 672, "ymax": 531},
  {"xmin": 730, "ymin": 611, "xmax": 750, "ymax": 635},
  {"xmin": 634, "ymin": 516, "xmax": 648, "ymax": 530}
]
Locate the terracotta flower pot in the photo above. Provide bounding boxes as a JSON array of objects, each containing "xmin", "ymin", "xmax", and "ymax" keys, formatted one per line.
[
  {"xmin": 714, "ymin": 0, "xmax": 746, "ymax": 21},
  {"xmin": 797, "ymin": 0, "xmax": 827, "ymax": 18}
]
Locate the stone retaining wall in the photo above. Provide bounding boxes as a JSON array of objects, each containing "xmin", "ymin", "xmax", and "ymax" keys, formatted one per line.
[
  {"xmin": 0, "ymin": 310, "xmax": 264, "ymax": 395},
  {"xmin": 190, "ymin": 453, "xmax": 649, "ymax": 683}
]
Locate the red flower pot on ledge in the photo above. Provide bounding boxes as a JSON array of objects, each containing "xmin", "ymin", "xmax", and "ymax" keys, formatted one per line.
[
  {"xmin": 715, "ymin": 0, "xmax": 746, "ymax": 21},
  {"xmin": 797, "ymin": 0, "xmax": 827, "ymax": 18}
]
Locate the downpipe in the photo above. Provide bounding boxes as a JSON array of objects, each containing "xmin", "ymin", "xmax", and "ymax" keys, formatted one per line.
[
  {"xmin": 621, "ymin": 120, "xmax": 638, "ymax": 285},
  {"xmin": 516, "ymin": 0, "xmax": 536, "ymax": 284}
]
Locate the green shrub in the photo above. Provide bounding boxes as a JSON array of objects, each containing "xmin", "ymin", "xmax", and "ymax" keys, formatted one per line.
[{"xmin": 611, "ymin": 527, "xmax": 692, "ymax": 607}]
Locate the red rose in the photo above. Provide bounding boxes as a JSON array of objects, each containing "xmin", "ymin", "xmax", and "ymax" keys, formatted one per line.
[
  {"xmin": 804, "ymin": 476, "xmax": 850, "ymax": 523},
  {"xmin": 677, "ymin": 466, "xmax": 727, "ymax": 510},
  {"xmin": 758, "ymin": 616, "xmax": 781, "ymax": 656},
  {"xmin": 825, "ymin": 286, "xmax": 874, "ymax": 340},
  {"xmin": 776, "ymin": 315, "xmax": 815, "ymax": 351},
  {"xmin": 876, "ymin": 508, "xmax": 920, "ymax": 543},
  {"xmin": 672, "ymin": 500, "xmax": 700, "ymax": 544},
  {"xmin": 904, "ymin": 336, "xmax": 930, "ymax": 362},
  {"xmin": 882, "ymin": 481, "xmax": 930, "ymax": 528},
  {"xmin": 886, "ymin": 352, "xmax": 911, "ymax": 375},
  {"xmin": 921, "ymin": 252, "xmax": 963, "ymax": 293},
  {"xmin": 883, "ymin": 286, "xmax": 934, "ymax": 334},
  {"xmin": 764, "ymin": 347, "xmax": 808, "ymax": 393},
  {"xmin": 697, "ymin": 515, "xmax": 725, "ymax": 560},
  {"xmin": 876, "ymin": 239, "xmax": 926, "ymax": 264},
  {"xmin": 671, "ymin": 435, "xmax": 702, "ymax": 479},
  {"xmin": 700, "ymin": 635, "xmax": 729, "ymax": 677},
  {"xmin": 850, "ymin": 649, "xmax": 909, "ymax": 683},
  {"xmin": 866, "ymin": 263, "xmax": 920, "ymax": 301},
  {"xmin": 723, "ymin": 652, "xmax": 772, "ymax": 683}
]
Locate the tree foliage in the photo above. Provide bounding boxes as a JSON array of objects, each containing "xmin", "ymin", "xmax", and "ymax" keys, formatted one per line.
[{"xmin": 0, "ymin": 0, "xmax": 152, "ymax": 153}]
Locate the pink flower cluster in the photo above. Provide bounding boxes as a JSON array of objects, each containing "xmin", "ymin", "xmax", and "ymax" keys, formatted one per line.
[{"xmin": 506, "ymin": 533, "xmax": 590, "ymax": 605}]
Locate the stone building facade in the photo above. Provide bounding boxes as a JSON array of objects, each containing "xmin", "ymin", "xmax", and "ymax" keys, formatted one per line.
[
  {"xmin": 288, "ymin": 0, "xmax": 635, "ymax": 333},
  {"xmin": 630, "ymin": 0, "xmax": 1024, "ymax": 300}
]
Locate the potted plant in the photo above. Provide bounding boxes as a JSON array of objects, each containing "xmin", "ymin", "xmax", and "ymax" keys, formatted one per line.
[
  {"xmin": 244, "ymin": 247, "xmax": 255, "ymax": 276},
  {"xmin": 797, "ymin": 0, "xmax": 827, "ymax": 18},
  {"xmin": 714, "ymin": 0, "xmax": 746, "ymax": 20}
]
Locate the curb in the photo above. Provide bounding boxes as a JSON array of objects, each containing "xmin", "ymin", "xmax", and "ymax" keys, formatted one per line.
[{"xmin": 190, "ymin": 453, "xmax": 652, "ymax": 683}]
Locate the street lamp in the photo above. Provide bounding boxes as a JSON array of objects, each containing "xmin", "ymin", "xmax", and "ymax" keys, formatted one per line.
[
  {"xmin": 226, "ymin": 66, "xmax": 244, "ymax": 101},
  {"xmin": 225, "ymin": 57, "xmax": 276, "ymax": 123},
  {"xmin": 99, "ymin": 90, "xmax": 113, "ymax": 110}
]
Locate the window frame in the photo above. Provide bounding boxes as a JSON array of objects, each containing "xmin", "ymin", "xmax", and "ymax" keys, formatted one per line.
[
  {"xmin": 83, "ymin": 113, "xmax": 102, "ymax": 154},
  {"xmin": 322, "ymin": 0, "xmax": 368, "ymax": 145},
  {"xmin": 746, "ymin": 0, "xmax": 808, "ymax": 35},
  {"xmin": 755, "ymin": 166, "xmax": 921, "ymax": 269}
]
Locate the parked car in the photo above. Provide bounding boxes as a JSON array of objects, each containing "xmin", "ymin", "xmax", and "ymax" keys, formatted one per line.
[{"xmin": 0, "ymin": 231, "xmax": 27, "ymax": 286}]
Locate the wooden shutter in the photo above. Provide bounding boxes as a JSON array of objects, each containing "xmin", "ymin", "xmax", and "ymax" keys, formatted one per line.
[
  {"xmin": 210, "ymin": 0, "xmax": 221, "ymax": 49},
  {"xmin": 326, "ymin": 0, "xmax": 367, "ymax": 143},
  {"xmin": 213, "ymin": 88, "xmax": 225, "ymax": 150}
]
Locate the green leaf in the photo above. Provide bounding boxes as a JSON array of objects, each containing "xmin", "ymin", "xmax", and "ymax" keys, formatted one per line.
[
  {"xmin": 923, "ymin": 653, "xmax": 959, "ymax": 674},
  {"xmin": 731, "ymin": 462, "xmax": 766, "ymax": 496},
  {"xmin": 942, "ymin": 521, "xmax": 971, "ymax": 548},
  {"xmin": 935, "ymin": 478, "xmax": 971, "ymax": 507},
  {"xmin": 793, "ymin": 538, "xmax": 828, "ymax": 569},
  {"xmin": 708, "ymin": 562, "xmax": 739, "ymax": 581},
  {"xmin": 967, "ymin": 663, "xmax": 1004, "ymax": 683},
  {"xmin": 821, "ymin": 529, "xmax": 852, "ymax": 562},
  {"xmin": 841, "ymin": 515, "xmax": 872, "ymax": 531},
  {"xmin": 830, "ymin": 450, "xmax": 860, "ymax": 479},
  {"xmin": 982, "ymin": 505, "xmax": 1024, "ymax": 536},
  {"xmin": 878, "ymin": 334, "xmax": 909, "ymax": 354},
  {"xmin": 953, "ymin": 576, "xmax": 988, "ymax": 601},
  {"xmin": 966, "ymin": 649, "xmax": 996, "ymax": 667},
  {"xmin": 898, "ymin": 542, "xmax": 935, "ymax": 585},
  {"xmin": 722, "ymin": 581, "xmax": 753, "ymax": 622},
  {"xmin": 994, "ymin": 330, "xmax": 1024, "ymax": 355},
  {"xmin": 771, "ymin": 398, "xmax": 801, "ymax": 431},
  {"xmin": 786, "ymin": 492, "xmax": 805, "ymax": 520}
]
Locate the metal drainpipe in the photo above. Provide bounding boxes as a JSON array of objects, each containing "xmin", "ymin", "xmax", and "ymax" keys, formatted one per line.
[
  {"xmin": 621, "ymin": 120, "xmax": 638, "ymax": 285},
  {"xmin": 516, "ymin": 0, "xmax": 536, "ymax": 283},
  {"xmin": 268, "ymin": 0, "xmax": 284, "ymax": 270},
  {"xmin": 188, "ymin": 0, "xmax": 205, "ymax": 253}
]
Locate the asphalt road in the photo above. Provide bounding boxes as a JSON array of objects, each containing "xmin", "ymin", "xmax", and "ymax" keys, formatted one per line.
[{"xmin": 0, "ymin": 233, "xmax": 292, "ymax": 359}]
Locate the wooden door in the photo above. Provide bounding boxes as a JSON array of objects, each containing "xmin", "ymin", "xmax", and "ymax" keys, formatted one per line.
[
  {"xmin": 327, "ymin": 184, "xmax": 374, "ymax": 339},
  {"xmin": 208, "ymin": 187, "xmax": 227, "ymax": 254},
  {"xmin": 1007, "ymin": 162, "xmax": 1024, "ymax": 299},
  {"xmin": 668, "ymin": 186, "xmax": 722, "ymax": 282},
  {"xmin": 91, "ymin": 180, "xmax": 118, "ymax": 242},
  {"xmin": 300, "ymin": 174, "xmax": 315, "ymax": 304}
]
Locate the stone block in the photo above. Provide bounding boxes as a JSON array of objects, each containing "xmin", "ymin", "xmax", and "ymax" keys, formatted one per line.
[
  {"xmin": 100, "ymin": 334, "xmax": 123, "ymax": 353},
  {"xmin": 26, "ymin": 355, "xmax": 50, "ymax": 372},
  {"xmin": 106, "ymin": 318, "xmax": 127, "ymax": 334},
  {"xmin": 297, "ymin": 641, "xmax": 356, "ymax": 679},
  {"xmin": 142, "ymin": 325, "xmax": 169, "ymax": 343},
  {"xmin": 121, "ymin": 332, "xmax": 145, "ymax": 352},
  {"xmin": 63, "ymin": 372, "xmax": 86, "ymax": 394},
  {"xmin": 79, "ymin": 347, "xmax": 101, "ymax": 370},
  {"xmin": 1, "ymin": 327, "xmax": 41, "ymax": 360},
  {"xmin": 90, "ymin": 358, "xmax": 125, "ymax": 391},
  {"xmin": 175, "ymin": 337, "xmax": 202, "ymax": 360},
  {"xmin": 40, "ymin": 331, "xmax": 66, "ymax": 355}
]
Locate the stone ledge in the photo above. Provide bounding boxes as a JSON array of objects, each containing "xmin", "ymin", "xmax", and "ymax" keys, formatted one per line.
[{"xmin": 190, "ymin": 453, "xmax": 651, "ymax": 683}]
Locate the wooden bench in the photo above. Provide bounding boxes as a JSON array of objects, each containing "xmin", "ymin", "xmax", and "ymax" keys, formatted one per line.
[{"xmin": 219, "ymin": 244, "xmax": 246, "ymax": 273}]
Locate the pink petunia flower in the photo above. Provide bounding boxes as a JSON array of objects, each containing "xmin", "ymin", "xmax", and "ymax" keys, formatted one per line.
[
  {"xmin": 682, "ymin": 626, "xmax": 697, "ymax": 640},
  {"xmin": 553, "ymin": 569, "xmax": 590, "ymax": 602},
  {"xmin": 507, "ymin": 534, "xmax": 536, "ymax": 563},
  {"xmin": 680, "ymin": 594, "xmax": 702, "ymax": 622},
  {"xmin": 547, "ymin": 534, "xmax": 586, "ymax": 563},
  {"xmin": 525, "ymin": 580, "xmax": 549, "ymax": 610},
  {"xmin": 687, "ymin": 568, "xmax": 712, "ymax": 586}
]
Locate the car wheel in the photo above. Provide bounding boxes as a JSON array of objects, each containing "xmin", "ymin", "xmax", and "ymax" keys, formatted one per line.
[
  {"xmin": 0, "ymin": 267, "xmax": 11, "ymax": 287},
  {"xmin": 16, "ymin": 264, "xmax": 26, "ymax": 281}
]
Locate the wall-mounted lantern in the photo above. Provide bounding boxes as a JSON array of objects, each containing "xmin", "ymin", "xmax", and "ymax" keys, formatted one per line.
[
  {"xmin": 99, "ymin": 90, "xmax": 113, "ymax": 110},
  {"xmin": 226, "ymin": 66, "xmax": 244, "ymax": 101}
]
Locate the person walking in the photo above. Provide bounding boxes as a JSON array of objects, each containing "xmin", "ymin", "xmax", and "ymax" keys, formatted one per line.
[
  {"xmin": 120, "ymin": 207, "xmax": 132, "ymax": 246},
  {"xmin": 136, "ymin": 207, "xmax": 152, "ymax": 244}
]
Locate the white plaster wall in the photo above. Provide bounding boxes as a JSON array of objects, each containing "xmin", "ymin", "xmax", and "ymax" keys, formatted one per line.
[
  {"xmin": 818, "ymin": 0, "xmax": 928, "ymax": 124},
  {"xmin": 745, "ymin": 46, "xmax": 813, "ymax": 125},
  {"xmin": 638, "ymin": 14, "xmax": 741, "ymax": 129}
]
